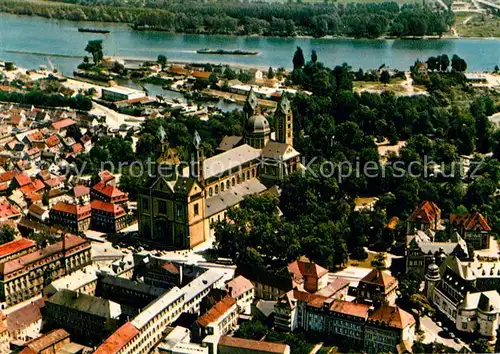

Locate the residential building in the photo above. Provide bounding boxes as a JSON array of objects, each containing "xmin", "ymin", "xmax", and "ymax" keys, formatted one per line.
[
  {"xmin": 407, "ymin": 200, "xmax": 441, "ymax": 235},
  {"xmin": 4, "ymin": 298, "xmax": 45, "ymax": 340},
  {"xmin": 450, "ymin": 212, "xmax": 491, "ymax": 250},
  {"xmin": 19, "ymin": 328, "xmax": 70, "ymax": 354},
  {"xmin": 364, "ymin": 305, "xmax": 416, "ymax": 354},
  {"xmin": 193, "ymin": 295, "xmax": 238, "ymax": 339},
  {"xmin": 91, "ymin": 182, "xmax": 128, "ymax": 205},
  {"xmin": 288, "ymin": 260, "xmax": 328, "ymax": 293},
  {"xmin": 0, "ymin": 234, "xmax": 91, "ymax": 306},
  {"xmin": 304, "ymin": 298, "xmax": 415, "ymax": 354},
  {"xmin": 0, "ymin": 197, "xmax": 22, "ymax": 222},
  {"xmin": 49, "ymin": 202, "xmax": 91, "ymax": 232},
  {"xmin": 356, "ymin": 269, "xmax": 398, "ymax": 306},
  {"xmin": 28, "ymin": 203, "xmax": 50, "ymax": 222},
  {"xmin": 137, "ymin": 90, "xmax": 301, "ymax": 250},
  {"xmin": 0, "ymin": 237, "xmax": 36, "ymax": 264},
  {"xmin": 405, "ymin": 232, "xmax": 469, "ymax": 277},
  {"xmin": 94, "ymin": 269, "xmax": 224, "ymax": 354},
  {"xmin": 45, "ymin": 289, "xmax": 123, "ymax": 346},
  {"xmin": 90, "ymin": 200, "xmax": 127, "ymax": 232},
  {"xmin": 226, "ymin": 275, "xmax": 254, "ymax": 315}
]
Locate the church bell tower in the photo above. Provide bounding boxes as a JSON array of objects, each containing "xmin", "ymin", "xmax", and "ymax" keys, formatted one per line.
[{"xmin": 275, "ymin": 92, "xmax": 293, "ymax": 146}]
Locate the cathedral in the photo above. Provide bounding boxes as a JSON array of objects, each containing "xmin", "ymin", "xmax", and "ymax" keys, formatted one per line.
[{"xmin": 137, "ymin": 89, "xmax": 301, "ymax": 249}]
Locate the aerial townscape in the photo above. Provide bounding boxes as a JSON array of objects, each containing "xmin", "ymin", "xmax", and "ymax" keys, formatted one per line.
[{"xmin": 1, "ymin": 0, "xmax": 500, "ymax": 353}]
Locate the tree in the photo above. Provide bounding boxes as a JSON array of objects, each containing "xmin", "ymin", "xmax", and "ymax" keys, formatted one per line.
[
  {"xmin": 471, "ymin": 339, "xmax": 493, "ymax": 353},
  {"xmin": 85, "ymin": 40, "xmax": 104, "ymax": 65},
  {"xmin": 267, "ymin": 67, "xmax": 275, "ymax": 79},
  {"xmin": 311, "ymin": 50, "xmax": 318, "ymax": 64},
  {"xmin": 371, "ymin": 252, "xmax": 387, "ymax": 269},
  {"xmin": 234, "ymin": 321, "xmax": 268, "ymax": 340},
  {"xmin": 380, "ymin": 70, "xmax": 390, "ymax": 86},
  {"xmin": 83, "ymin": 56, "xmax": 89, "ymax": 63},
  {"xmin": 293, "ymin": 46, "xmax": 305, "ymax": 69},
  {"xmin": 0, "ymin": 225, "xmax": 16, "ymax": 244},
  {"xmin": 209, "ymin": 73, "xmax": 218, "ymax": 88},
  {"xmin": 451, "ymin": 54, "xmax": 467, "ymax": 72},
  {"xmin": 157, "ymin": 54, "xmax": 167, "ymax": 69}
]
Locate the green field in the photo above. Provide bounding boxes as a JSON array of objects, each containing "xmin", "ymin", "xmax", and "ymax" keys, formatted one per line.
[{"xmin": 455, "ymin": 13, "xmax": 500, "ymax": 37}]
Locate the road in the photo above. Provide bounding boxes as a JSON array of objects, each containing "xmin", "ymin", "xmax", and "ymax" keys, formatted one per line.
[{"xmin": 420, "ymin": 316, "xmax": 468, "ymax": 351}]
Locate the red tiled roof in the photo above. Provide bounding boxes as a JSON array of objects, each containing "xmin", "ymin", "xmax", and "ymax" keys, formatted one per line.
[
  {"xmin": 45, "ymin": 135, "xmax": 60, "ymax": 148},
  {"xmin": 92, "ymin": 181, "xmax": 126, "ymax": 199},
  {"xmin": 94, "ymin": 322, "xmax": 139, "ymax": 354},
  {"xmin": 227, "ymin": 275, "xmax": 254, "ymax": 298},
  {"xmin": 408, "ymin": 201, "xmax": 440, "ymax": 224},
  {"xmin": 196, "ymin": 295, "xmax": 236, "ymax": 327},
  {"xmin": 6, "ymin": 298, "xmax": 45, "ymax": 334},
  {"xmin": 288, "ymin": 260, "xmax": 328, "ymax": 280},
  {"xmin": 72, "ymin": 185, "xmax": 90, "ymax": 198},
  {"xmin": 0, "ymin": 238, "xmax": 35, "ymax": 258},
  {"xmin": 450, "ymin": 212, "xmax": 491, "ymax": 232},
  {"xmin": 0, "ymin": 234, "xmax": 89, "ymax": 276},
  {"xmin": 99, "ymin": 170, "xmax": 115, "ymax": 183},
  {"xmin": 27, "ymin": 147, "xmax": 40, "ymax": 156},
  {"xmin": 9, "ymin": 114, "xmax": 23, "ymax": 126},
  {"xmin": 44, "ymin": 177, "xmax": 63, "ymax": 188},
  {"xmin": 0, "ymin": 171, "xmax": 16, "ymax": 183},
  {"xmin": 91, "ymin": 200, "xmax": 126, "ymax": 216},
  {"xmin": 51, "ymin": 118, "xmax": 76, "ymax": 130},
  {"xmin": 25, "ymin": 192, "xmax": 42, "ymax": 202},
  {"xmin": 51, "ymin": 202, "xmax": 91, "ymax": 220},
  {"xmin": 328, "ymin": 299, "xmax": 370, "ymax": 319},
  {"xmin": 0, "ymin": 199, "xmax": 21, "ymax": 219},
  {"xmin": 367, "ymin": 305, "xmax": 415, "ymax": 330},
  {"xmin": 360, "ymin": 269, "xmax": 397, "ymax": 290},
  {"xmin": 218, "ymin": 336, "xmax": 289, "ymax": 354},
  {"xmin": 278, "ymin": 289, "xmax": 327, "ymax": 310},
  {"xmin": 14, "ymin": 173, "xmax": 32, "ymax": 187},
  {"xmin": 0, "ymin": 183, "xmax": 9, "ymax": 192},
  {"xmin": 27, "ymin": 131, "xmax": 44, "ymax": 142},
  {"xmin": 192, "ymin": 71, "xmax": 212, "ymax": 80},
  {"xmin": 72, "ymin": 143, "xmax": 83, "ymax": 153}
]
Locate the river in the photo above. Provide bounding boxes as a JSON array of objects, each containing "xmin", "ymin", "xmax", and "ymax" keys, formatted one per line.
[{"xmin": 1, "ymin": 13, "xmax": 500, "ymax": 75}]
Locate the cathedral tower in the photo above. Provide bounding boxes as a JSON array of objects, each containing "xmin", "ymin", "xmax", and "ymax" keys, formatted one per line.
[
  {"xmin": 274, "ymin": 92, "xmax": 293, "ymax": 146},
  {"xmin": 244, "ymin": 87, "xmax": 258, "ymax": 121}
]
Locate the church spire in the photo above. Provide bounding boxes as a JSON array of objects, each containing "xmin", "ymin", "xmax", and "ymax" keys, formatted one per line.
[
  {"xmin": 243, "ymin": 87, "xmax": 258, "ymax": 121},
  {"xmin": 274, "ymin": 92, "xmax": 293, "ymax": 146}
]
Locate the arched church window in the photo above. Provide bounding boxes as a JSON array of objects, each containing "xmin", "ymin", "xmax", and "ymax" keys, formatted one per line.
[
  {"xmin": 209, "ymin": 187, "xmax": 213, "ymax": 197},
  {"xmin": 215, "ymin": 185, "xmax": 219, "ymax": 194}
]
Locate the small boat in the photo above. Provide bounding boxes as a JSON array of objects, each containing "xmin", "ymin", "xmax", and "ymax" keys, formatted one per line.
[
  {"xmin": 224, "ymin": 97, "xmax": 236, "ymax": 103},
  {"xmin": 196, "ymin": 48, "xmax": 259, "ymax": 56},
  {"xmin": 78, "ymin": 28, "xmax": 110, "ymax": 34}
]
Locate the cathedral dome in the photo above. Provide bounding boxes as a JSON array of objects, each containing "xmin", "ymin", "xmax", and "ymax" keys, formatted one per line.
[{"xmin": 247, "ymin": 114, "xmax": 270, "ymax": 134}]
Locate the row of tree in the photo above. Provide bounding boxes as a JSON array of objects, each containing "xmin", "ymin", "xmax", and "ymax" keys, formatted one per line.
[
  {"xmin": 1, "ymin": 0, "xmax": 453, "ymax": 38},
  {"xmin": 0, "ymin": 90, "xmax": 92, "ymax": 110}
]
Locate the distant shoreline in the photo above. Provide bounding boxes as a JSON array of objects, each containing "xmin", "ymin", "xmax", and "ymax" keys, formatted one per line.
[{"xmin": 1, "ymin": 11, "xmax": 500, "ymax": 41}]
